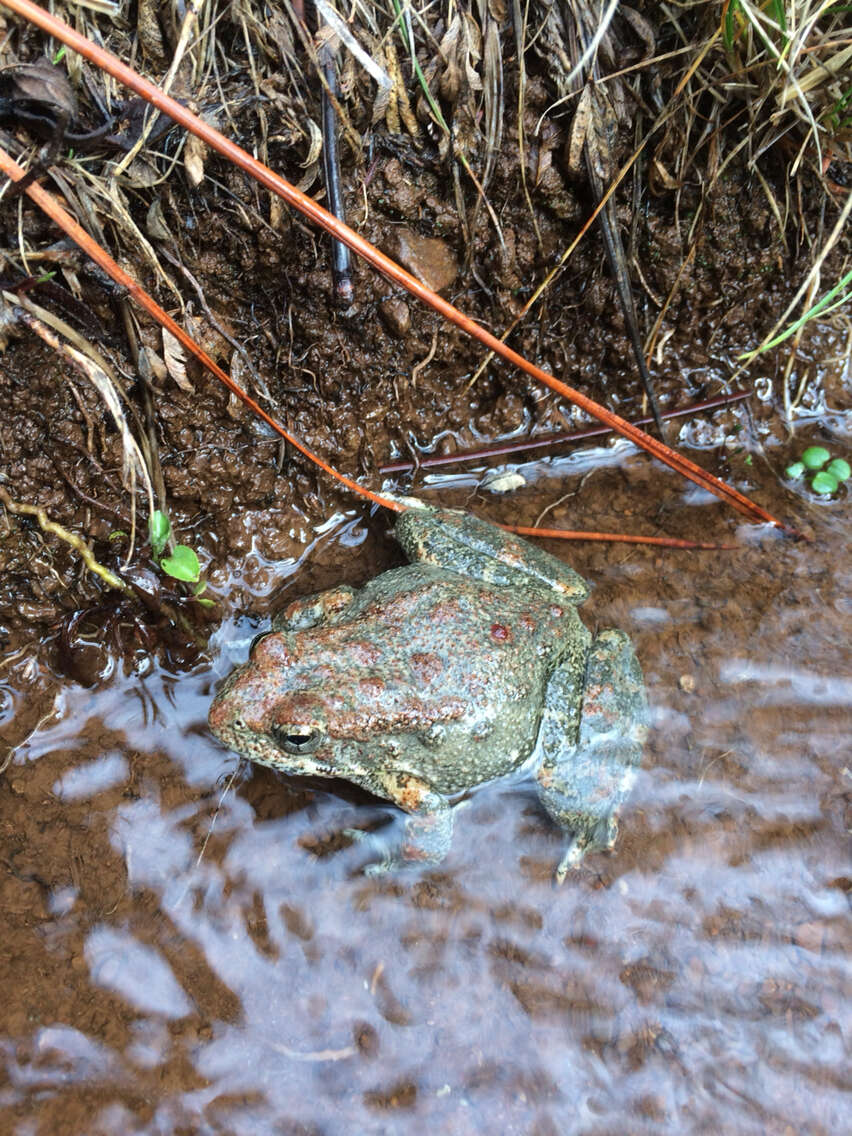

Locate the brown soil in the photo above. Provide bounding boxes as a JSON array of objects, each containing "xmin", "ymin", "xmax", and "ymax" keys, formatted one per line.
[{"xmin": 1, "ymin": 5, "xmax": 850, "ymax": 1135}]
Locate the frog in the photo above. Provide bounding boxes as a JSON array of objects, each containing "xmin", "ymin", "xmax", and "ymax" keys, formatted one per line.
[{"xmin": 208, "ymin": 501, "xmax": 648, "ymax": 880}]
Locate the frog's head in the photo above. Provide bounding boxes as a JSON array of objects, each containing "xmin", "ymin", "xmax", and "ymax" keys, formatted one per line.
[
  {"xmin": 208, "ymin": 634, "xmax": 338, "ymax": 776},
  {"xmin": 209, "ymin": 679, "xmax": 336, "ymax": 777}
]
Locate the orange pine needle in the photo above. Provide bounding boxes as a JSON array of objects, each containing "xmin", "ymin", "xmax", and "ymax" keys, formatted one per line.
[
  {"xmin": 506, "ymin": 526, "xmax": 736, "ymax": 550},
  {"xmin": 0, "ymin": 0, "xmax": 796, "ymax": 537}
]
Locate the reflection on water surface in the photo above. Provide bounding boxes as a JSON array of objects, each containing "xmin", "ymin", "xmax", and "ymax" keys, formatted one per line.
[{"xmin": 1, "ymin": 479, "xmax": 849, "ymax": 1135}]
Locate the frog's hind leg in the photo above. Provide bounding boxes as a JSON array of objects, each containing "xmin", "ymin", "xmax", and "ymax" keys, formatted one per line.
[
  {"xmin": 350, "ymin": 771, "xmax": 454, "ymax": 875},
  {"xmin": 536, "ymin": 629, "xmax": 648, "ymax": 883},
  {"xmin": 394, "ymin": 503, "xmax": 590, "ymax": 601}
]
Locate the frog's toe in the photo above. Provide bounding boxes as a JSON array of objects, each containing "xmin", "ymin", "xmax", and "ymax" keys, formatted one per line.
[
  {"xmin": 554, "ymin": 816, "xmax": 619, "ymax": 884},
  {"xmin": 361, "ymin": 846, "xmax": 442, "ymax": 877},
  {"xmin": 362, "ymin": 854, "xmax": 399, "ymax": 877},
  {"xmin": 343, "ymin": 827, "xmax": 400, "ymax": 876},
  {"xmin": 555, "ymin": 839, "xmax": 584, "ymax": 885},
  {"xmin": 343, "ymin": 825, "xmax": 384, "ymax": 850}
]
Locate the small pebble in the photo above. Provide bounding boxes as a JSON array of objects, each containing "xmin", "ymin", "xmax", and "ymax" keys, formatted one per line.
[
  {"xmin": 387, "ymin": 229, "xmax": 458, "ymax": 293},
  {"xmin": 379, "ymin": 298, "xmax": 411, "ymax": 338},
  {"xmin": 483, "ymin": 471, "xmax": 526, "ymax": 494}
]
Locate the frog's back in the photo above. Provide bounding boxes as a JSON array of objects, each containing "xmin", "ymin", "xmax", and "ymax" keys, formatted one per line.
[{"xmin": 289, "ymin": 563, "xmax": 587, "ymax": 792}]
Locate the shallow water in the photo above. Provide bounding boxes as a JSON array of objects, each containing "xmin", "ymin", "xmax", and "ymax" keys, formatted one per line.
[{"xmin": 1, "ymin": 452, "xmax": 850, "ymax": 1135}]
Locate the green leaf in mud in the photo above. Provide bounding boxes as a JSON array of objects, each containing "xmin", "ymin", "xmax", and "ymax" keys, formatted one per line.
[
  {"xmin": 149, "ymin": 510, "xmax": 171, "ymax": 558},
  {"xmin": 826, "ymin": 458, "xmax": 851, "ymax": 483},
  {"xmin": 785, "ymin": 461, "xmax": 805, "ymax": 480},
  {"xmin": 801, "ymin": 446, "xmax": 830, "ymax": 470},
  {"xmin": 810, "ymin": 471, "xmax": 839, "ymax": 495},
  {"xmin": 160, "ymin": 545, "xmax": 201, "ymax": 583}
]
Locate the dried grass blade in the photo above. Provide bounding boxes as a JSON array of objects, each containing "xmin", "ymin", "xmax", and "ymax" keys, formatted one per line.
[
  {"xmin": 5, "ymin": 297, "xmax": 154, "ymax": 560},
  {"xmin": 313, "ymin": 0, "xmax": 392, "ymax": 89}
]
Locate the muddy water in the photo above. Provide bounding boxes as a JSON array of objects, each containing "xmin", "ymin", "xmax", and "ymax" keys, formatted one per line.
[{"xmin": 1, "ymin": 449, "xmax": 850, "ymax": 1135}]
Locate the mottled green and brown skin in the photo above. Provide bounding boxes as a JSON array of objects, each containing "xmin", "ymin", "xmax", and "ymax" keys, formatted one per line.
[{"xmin": 208, "ymin": 502, "xmax": 647, "ymax": 879}]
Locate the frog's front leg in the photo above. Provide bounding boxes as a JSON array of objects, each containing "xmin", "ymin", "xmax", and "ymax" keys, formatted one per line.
[
  {"xmin": 536, "ymin": 629, "xmax": 648, "ymax": 883},
  {"xmin": 352, "ymin": 771, "xmax": 454, "ymax": 875}
]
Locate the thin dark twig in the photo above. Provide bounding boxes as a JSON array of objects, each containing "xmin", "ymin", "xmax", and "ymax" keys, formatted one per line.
[
  {"xmin": 379, "ymin": 390, "xmax": 752, "ymax": 474},
  {"xmin": 50, "ymin": 453, "xmax": 132, "ymax": 526},
  {"xmin": 320, "ymin": 34, "xmax": 353, "ymax": 307}
]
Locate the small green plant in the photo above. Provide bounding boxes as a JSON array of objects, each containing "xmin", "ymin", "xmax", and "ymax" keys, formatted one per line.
[
  {"xmin": 149, "ymin": 510, "xmax": 213, "ymax": 603},
  {"xmin": 740, "ymin": 268, "xmax": 852, "ymax": 362},
  {"xmin": 801, "ymin": 446, "xmax": 830, "ymax": 470},
  {"xmin": 785, "ymin": 447, "xmax": 851, "ymax": 496},
  {"xmin": 149, "ymin": 510, "xmax": 171, "ymax": 559},
  {"xmin": 827, "ymin": 83, "xmax": 852, "ymax": 133},
  {"xmin": 723, "ymin": 0, "xmax": 788, "ymax": 53}
]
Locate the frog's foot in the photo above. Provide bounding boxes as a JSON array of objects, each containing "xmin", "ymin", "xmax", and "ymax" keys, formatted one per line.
[
  {"xmin": 272, "ymin": 585, "xmax": 357, "ymax": 632},
  {"xmin": 348, "ymin": 774, "xmax": 454, "ymax": 875},
  {"xmin": 537, "ymin": 629, "xmax": 648, "ymax": 881},
  {"xmin": 555, "ymin": 818, "xmax": 618, "ymax": 885}
]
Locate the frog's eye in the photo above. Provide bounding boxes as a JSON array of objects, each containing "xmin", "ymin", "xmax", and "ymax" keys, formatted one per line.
[
  {"xmin": 270, "ymin": 725, "xmax": 323, "ymax": 755},
  {"xmin": 249, "ymin": 631, "xmax": 272, "ymax": 655}
]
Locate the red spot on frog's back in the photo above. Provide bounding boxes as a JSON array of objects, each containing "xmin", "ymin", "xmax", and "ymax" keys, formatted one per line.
[
  {"xmin": 490, "ymin": 623, "xmax": 511, "ymax": 641},
  {"xmin": 409, "ymin": 652, "xmax": 444, "ymax": 685},
  {"xmin": 428, "ymin": 598, "xmax": 467, "ymax": 625}
]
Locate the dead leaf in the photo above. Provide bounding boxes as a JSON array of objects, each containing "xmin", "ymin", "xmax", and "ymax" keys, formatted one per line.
[
  {"xmin": 566, "ymin": 86, "xmax": 592, "ymax": 177},
  {"xmin": 651, "ymin": 157, "xmax": 679, "ymax": 191},
  {"xmin": 145, "ymin": 198, "xmax": 172, "ymax": 241},
  {"xmin": 620, "ymin": 6, "xmax": 656, "ymax": 60},
  {"xmin": 300, "ymin": 119, "xmax": 323, "ymax": 168},
  {"xmin": 184, "ymin": 133, "xmax": 207, "ymax": 187},
  {"xmin": 162, "ymin": 327, "xmax": 192, "ymax": 391},
  {"xmin": 7, "ymin": 58, "xmax": 77, "ymax": 121},
  {"xmin": 227, "ymin": 352, "xmax": 246, "ymax": 419}
]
